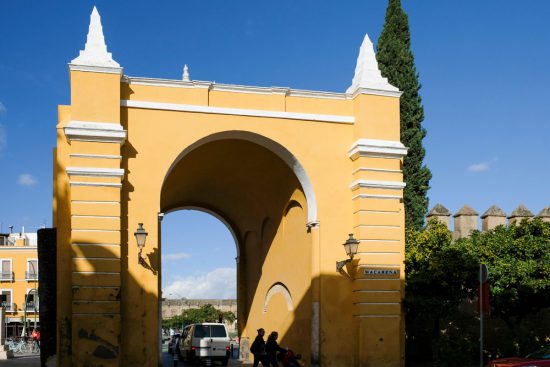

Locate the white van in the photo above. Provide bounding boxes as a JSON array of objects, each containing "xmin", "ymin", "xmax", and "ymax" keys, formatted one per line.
[{"xmin": 179, "ymin": 323, "xmax": 231, "ymax": 365}]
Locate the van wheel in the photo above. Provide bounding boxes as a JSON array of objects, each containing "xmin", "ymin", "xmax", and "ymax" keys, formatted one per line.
[{"xmin": 221, "ymin": 357, "xmax": 229, "ymax": 366}]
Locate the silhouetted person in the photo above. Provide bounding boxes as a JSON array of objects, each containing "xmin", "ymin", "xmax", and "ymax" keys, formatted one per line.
[
  {"xmin": 266, "ymin": 331, "xmax": 286, "ymax": 367},
  {"xmin": 250, "ymin": 328, "xmax": 267, "ymax": 366}
]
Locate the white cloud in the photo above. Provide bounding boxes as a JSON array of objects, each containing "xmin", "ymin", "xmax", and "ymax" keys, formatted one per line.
[
  {"xmin": 467, "ymin": 158, "xmax": 497, "ymax": 173},
  {"xmin": 163, "ymin": 252, "xmax": 191, "ymax": 261},
  {"xmin": 0, "ymin": 102, "xmax": 6, "ymax": 114},
  {"xmin": 164, "ymin": 267, "xmax": 236, "ymax": 299},
  {"xmin": 18, "ymin": 174, "xmax": 38, "ymax": 187}
]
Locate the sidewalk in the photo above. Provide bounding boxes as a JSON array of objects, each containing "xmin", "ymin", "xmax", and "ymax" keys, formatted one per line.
[{"xmin": 0, "ymin": 354, "xmax": 40, "ymax": 366}]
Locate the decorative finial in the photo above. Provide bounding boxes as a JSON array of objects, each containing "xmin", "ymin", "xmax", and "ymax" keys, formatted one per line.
[
  {"xmin": 71, "ymin": 6, "xmax": 120, "ymax": 68},
  {"xmin": 346, "ymin": 33, "xmax": 399, "ymax": 95},
  {"xmin": 182, "ymin": 64, "xmax": 190, "ymax": 82}
]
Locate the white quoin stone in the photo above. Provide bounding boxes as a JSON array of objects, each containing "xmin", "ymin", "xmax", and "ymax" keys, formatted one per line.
[
  {"xmin": 71, "ymin": 6, "xmax": 120, "ymax": 68},
  {"xmin": 346, "ymin": 33, "xmax": 399, "ymax": 95}
]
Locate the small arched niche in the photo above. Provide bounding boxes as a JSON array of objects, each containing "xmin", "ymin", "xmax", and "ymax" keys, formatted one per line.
[{"xmin": 263, "ymin": 282, "xmax": 293, "ymax": 313}]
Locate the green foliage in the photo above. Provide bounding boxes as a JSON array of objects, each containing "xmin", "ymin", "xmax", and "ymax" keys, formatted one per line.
[
  {"xmin": 468, "ymin": 218, "xmax": 550, "ymax": 325},
  {"xmin": 405, "ymin": 219, "xmax": 478, "ymax": 319},
  {"xmin": 405, "ymin": 218, "xmax": 550, "ymax": 364},
  {"xmin": 162, "ymin": 304, "xmax": 236, "ymax": 330},
  {"xmin": 377, "ymin": 0, "xmax": 431, "ymax": 229}
]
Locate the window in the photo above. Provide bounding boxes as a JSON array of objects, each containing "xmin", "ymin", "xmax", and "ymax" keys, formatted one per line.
[
  {"xmin": 0, "ymin": 289, "xmax": 12, "ymax": 310},
  {"xmin": 26, "ymin": 290, "xmax": 38, "ymax": 312},
  {"xmin": 193, "ymin": 325, "xmax": 227, "ymax": 338},
  {"xmin": 210, "ymin": 325, "xmax": 227, "ymax": 338},
  {"xmin": 26, "ymin": 259, "xmax": 38, "ymax": 280},
  {"xmin": 194, "ymin": 325, "xmax": 209, "ymax": 338},
  {"xmin": 0, "ymin": 260, "xmax": 12, "ymax": 281}
]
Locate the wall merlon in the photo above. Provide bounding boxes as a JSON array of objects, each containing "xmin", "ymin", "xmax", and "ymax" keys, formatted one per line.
[
  {"xmin": 427, "ymin": 203, "xmax": 548, "ymax": 236},
  {"xmin": 508, "ymin": 204, "xmax": 535, "ymax": 224}
]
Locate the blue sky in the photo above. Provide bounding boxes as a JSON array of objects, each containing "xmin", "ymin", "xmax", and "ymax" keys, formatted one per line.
[{"xmin": 1, "ymin": 1, "xmax": 549, "ymax": 298}]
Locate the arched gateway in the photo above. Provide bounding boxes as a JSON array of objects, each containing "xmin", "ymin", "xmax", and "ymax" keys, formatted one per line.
[{"xmin": 53, "ymin": 8, "xmax": 407, "ymax": 367}]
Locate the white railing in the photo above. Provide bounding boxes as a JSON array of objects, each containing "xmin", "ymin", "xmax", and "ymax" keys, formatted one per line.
[
  {"xmin": 0, "ymin": 302, "xmax": 14, "ymax": 311},
  {"xmin": 0, "ymin": 272, "xmax": 13, "ymax": 281},
  {"xmin": 25, "ymin": 272, "xmax": 38, "ymax": 281}
]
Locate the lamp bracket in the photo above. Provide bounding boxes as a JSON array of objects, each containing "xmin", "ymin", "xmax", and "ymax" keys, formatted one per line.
[{"xmin": 336, "ymin": 258, "xmax": 352, "ymax": 273}]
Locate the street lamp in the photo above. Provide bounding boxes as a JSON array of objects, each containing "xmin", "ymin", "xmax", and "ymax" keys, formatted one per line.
[
  {"xmin": 22, "ymin": 260, "xmax": 38, "ymax": 337},
  {"xmin": 336, "ymin": 233, "xmax": 359, "ymax": 273},
  {"xmin": 134, "ymin": 223, "xmax": 148, "ymax": 263}
]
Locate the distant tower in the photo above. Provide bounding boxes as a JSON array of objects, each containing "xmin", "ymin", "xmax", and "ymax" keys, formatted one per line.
[
  {"xmin": 426, "ymin": 203, "xmax": 451, "ymax": 229},
  {"xmin": 481, "ymin": 205, "xmax": 507, "ymax": 231},
  {"xmin": 536, "ymin": 206, "xmax": 550, "ymax": 223},
  {"xmin": 453, "ymin": 205, "xmax": 478, "ymax": 239},
  {"xmin": 508, "ymin": 204, "xmax": 534, "ymax": 224}
]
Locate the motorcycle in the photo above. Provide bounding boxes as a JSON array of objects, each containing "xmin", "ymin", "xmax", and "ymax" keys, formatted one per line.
[{"xmin": 277, "ymin": 349, "xmax": 303, "ymax": 367}]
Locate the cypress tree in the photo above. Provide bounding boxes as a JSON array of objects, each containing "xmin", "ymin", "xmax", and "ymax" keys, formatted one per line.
[{"xmin": 376, "ymin": 0, "xmax": 431, "ymax": 229}]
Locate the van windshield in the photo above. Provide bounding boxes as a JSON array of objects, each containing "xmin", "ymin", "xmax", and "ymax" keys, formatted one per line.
[{"xmin": 193, "ymin": 325, "xmax": 227, "ymax": 338}]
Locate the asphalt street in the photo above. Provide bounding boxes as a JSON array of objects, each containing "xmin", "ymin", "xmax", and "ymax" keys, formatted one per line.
[
  {"xmin": 0, "ymin": 346, "xmax": 251, "ymax": 366},
  {"xmin": 0, "ymin": 354, "xmax": 40, "ymax": 366},
  {"xmin": 161, "ymin": 343, "xmax": 252, "ymax": 366}
]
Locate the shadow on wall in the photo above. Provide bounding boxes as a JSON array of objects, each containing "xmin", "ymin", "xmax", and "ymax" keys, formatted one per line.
[
  {"xmin": 54, "ymin": 142, "xmax": 159, "ymax": 367},
  {"xmin": 159, "ymin": 139, "xmax": 309, "ymax": 342},
  {"xmin": 66, "ymin": 241, "xmax": 159, "ymax": 366}
]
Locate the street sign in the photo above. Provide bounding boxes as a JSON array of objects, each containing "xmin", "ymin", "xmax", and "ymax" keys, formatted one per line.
[
  {"xmin": 363, "ymin": 269, "xmax": 399, "ymax": 276},
  {"xmin": 361, "ymin": 267, "xmax": 400, "ymax": 280}
]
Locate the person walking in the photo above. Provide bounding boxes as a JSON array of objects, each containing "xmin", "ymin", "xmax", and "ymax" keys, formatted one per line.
[
  {"xmin": 250, "ymin": 328, "xmax": 267, "ymax": 367},
  {"xmin": 31, "ymin": 327, "xmax": 40, "ymax": 353},
  {"xmin": 266, "ymin": 331, "xmax": 286, "ymax": 367}
]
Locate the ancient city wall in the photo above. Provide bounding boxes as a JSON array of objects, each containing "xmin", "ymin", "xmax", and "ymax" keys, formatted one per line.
[
  {"xmin": 161, "ymin": 299, "xmax": 237, "ymax": 319},
  {"xmin": 427, "ymin": 203, "xmax": 550, "ymax": 239}
]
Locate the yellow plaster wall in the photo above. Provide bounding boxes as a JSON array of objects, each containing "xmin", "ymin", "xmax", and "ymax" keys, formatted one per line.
[
  {"xmin": 286, "ymin": 96, "xmax": 352, "ymax": 116},
  {"xmin": 55, "ymin": 68, "xmax": 406, "ymax": 367},
  {"xmin": 70, "ymin": 71, "xmax": 121, "ymax": 122},
  {"xmin": 0, "ymin": 247, "xmax": 39, "ymax": 319},
  {"xmin": 122, "ymin": 83, "xmax": 209, "ymax": 106},
  {"xmin": 353, "ymin": 94, "xmax": 400, "ymax": 141}
]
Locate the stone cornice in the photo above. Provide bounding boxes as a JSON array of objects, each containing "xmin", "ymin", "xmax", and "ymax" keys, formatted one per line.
[
  {"xmin": 349, "ymin": 180, "xmax": 406, "ymax": 191},
  {"xmin": 348, "ymin": 87, "xmax": 402, "ymax": 99},
  {"xmin": 122, "ymin": 76, "xmax": 349, "ymax": 100},
  {"xmin": 69, "ymin": 64, "xmax": 123, "ymax": 75},
  {"xmin": 64, "ymin": 120, "xmax": 126, "ymax": 143},
  {"xmin": 66, "ymin": 167, "xmax": 124, "ymax": 178},
  {"xmin": 121, "ymin": 100, "xmax": 355, "ymax": 124},
  {"xmin": 348, "ymin": 139, "xmax": 408, "ymax": 160}
]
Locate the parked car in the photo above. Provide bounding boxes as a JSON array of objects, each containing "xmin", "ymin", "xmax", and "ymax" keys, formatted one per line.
[
  {"xmin": 179, "ymin": 323, "xmax": 230, "ymax": 366},
  {"xmin": 487, "ymin": 344, "xmax": 550, "ymax": 367},
  {"xmin": 168, "ymin": 333, "xmax": 181, "ymax": 354}
]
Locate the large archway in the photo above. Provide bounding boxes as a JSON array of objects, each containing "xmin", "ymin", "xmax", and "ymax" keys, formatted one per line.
[
  {"xmin": 54, "ymin": 8, "xmax": 407, "ymax": 366},
  {"xmin": 160, "ymin": 135, "xmax": 313, "ymax": 359}
]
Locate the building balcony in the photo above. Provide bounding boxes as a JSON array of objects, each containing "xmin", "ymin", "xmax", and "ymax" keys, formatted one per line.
[
  {"xmin": 0, "ymin": 272, "xmax": 14, "ymax": 281},
  {"xmin": 25, "ymin": 302, "xmax": 38, "ymax": 312},
  {"xmin": 0, "ymin": 302, "xmax": 14, "ymax": 311},
  {"xmin": 25, "ymin": 272, "xmax": 38, "ymax": 281}
]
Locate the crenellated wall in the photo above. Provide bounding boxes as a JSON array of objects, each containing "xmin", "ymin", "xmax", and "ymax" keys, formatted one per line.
[
  {"xmin": 161, "ymin": 299, "xmax": 237, "ymax": 319},
  {"xmin": 427, "ymin": 204, "xmax": 550, "ymax": 239}
]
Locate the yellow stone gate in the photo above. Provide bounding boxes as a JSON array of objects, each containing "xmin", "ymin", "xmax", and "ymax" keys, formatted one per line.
[{"xmin": 53, "ymin": 7, "xmax": 407, "ymax": 367}]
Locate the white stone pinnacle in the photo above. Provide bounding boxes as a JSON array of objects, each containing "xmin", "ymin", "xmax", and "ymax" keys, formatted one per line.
[
  {"xmin": 182, "ymin": 64, "xmax": 190, "ymax": 81},
  {"xmin": 71, "ymin": 6, "xmax": 120, "ymax": 68},
  {"xmin": 346, "ymin": 33, "xmax": 398, "ymax": 95}
]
